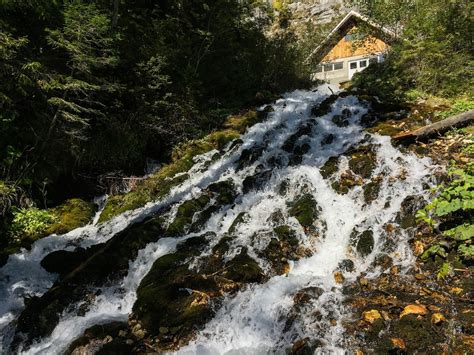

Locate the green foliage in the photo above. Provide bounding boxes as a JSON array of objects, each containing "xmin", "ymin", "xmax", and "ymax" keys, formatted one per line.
[
  {"xmin": 437, "ymin": 99, "xmax": 474, "ymax": 120},
  {"xmin": 351, "ymin": 0, "xmax": 474, "ymax": 101},
  {"xmin": 417, "ymin": 164, "xmax": 473, "ymax": 269},
  {"xmin": 10, "ymin": 207, "xmax": 56, "ymax": 241},
  {"xmin": 0, "ymin": 0, "xmax": 309, "ymax": 224},
  {"xmin": 437, "ymin": 262, "xmax": 451, "ymax": 280}
]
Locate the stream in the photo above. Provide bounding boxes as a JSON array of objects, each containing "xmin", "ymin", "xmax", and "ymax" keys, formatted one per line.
[{"xmin": 0, "ymin": 86, "xmax": 439, "ymax": 354}]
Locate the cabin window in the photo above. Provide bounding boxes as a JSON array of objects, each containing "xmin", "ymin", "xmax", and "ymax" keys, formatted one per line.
[
  {"xmin": 324, "ymin": 63, "xmax": 333, "ymax": 72},
  {"xmin": 359, "ymin": 60, "xmax": 367, "ymax": 68},
  {"xmin": 350, "ymin": 62, "xmax": 357, "ymax": 69},
  {"xmin": 369, "ymin": 57, "xmax": 378, "ymax": 65},
  {"xmin": 333, "ymin": 62, "xmax": 343, "ymax": 70},
  {"xmin": 315, "ymin": 65, "xmax": 323, "ymax": 73}
]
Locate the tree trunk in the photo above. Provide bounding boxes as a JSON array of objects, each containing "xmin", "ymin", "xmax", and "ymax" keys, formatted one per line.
[{"xmin": 393, "ymin": 109, "xmax": 474, "ymax": 141}]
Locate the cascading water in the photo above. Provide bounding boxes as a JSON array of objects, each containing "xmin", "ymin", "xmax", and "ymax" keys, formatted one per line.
[{"xmin": 0, "ymin": 86, "xmax": 439, "ymax": 354}]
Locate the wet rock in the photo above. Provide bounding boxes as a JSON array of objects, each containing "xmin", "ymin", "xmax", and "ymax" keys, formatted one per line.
[
  {"xmin": 242, "ymin": 169, "xmax": 273, "ymax": 193},
  {"xmin": 352, "ymin": 229, "xmax": 374, "ymax": 257},
  {"xmin": 228, "ymin": 212, "xmax": 248, "ymax": 234},
  {"xmin": 273, "ymin": 225, "xmax": 299, "ymax": 247},
  {"xmin": 167, "ymin": 194, "xmax": 211, "ymax": 235},
  {"xmin": 40, "ymin": 245, "xmax": 101, "ymax": 278},
  {"xmin": 332, "ymin": 170, "xmax": 363, "ymax": 194},
  {"xmin": 332, "ymin": 114, "xmax": 349, "ymax": 127},
  {"xmin": 363, "ymin": 179, "xmax": 382, "ymax": 203},
  {"xmin": 282, "ymin": 124, "xmax": 313, "ymax": 153},
  {"xmin": 13, "ymin": 214, "xmax": 167, "ymax": 348},
  {"xmin": 362, "ymin": 309, "xmax": 382, "ymax": 324},
  {"xmin": 133, "ymin": 236, "xmax": 219, "ymax": 348},
  {"xmin": 236, "ymin": 146, "xmax": 264, "ymax": 171},
  {"xmin": 334, "ymin": 271, "xmax": 344, "ymax": 284},
  {"xmin": 310, "ymin": 94, "xmax": 342, "ymax": 117},
  {"xmin": 66, "ymin": 321, "xmax": 130, "ymax": 355},
  {"xmin": 289, "ymin": 337, "xmax": 320, "ymax": 355},
  {"xmin": 293, "ymin": 287, "xmax": 324, "ymax": 305},
  {"xmin": 289, "ymin": 142, "xmax": 311, "ymax": 166},
  {"xmin": 320, "ymin": 157, "xmax": 339, "ymax": 179},
  {"xmin": 321, "ymin": 134, "xmax": 334, "ymax": 146},
  {"xmin": 223, "ymin": 248, "xmax": 265, "ymax": 283},
  {"xmin": 278, "ymin": 179, "xmax": 290, "ymax": 196},
  {"xmin": 288, "ymin": 194, "xmax": 319, "ymax": 230},
  {"xmin": 348, "ymin": 145, "xmax": 377, "ymax": 179},
  {"xmin": 396, "ymin": 195, "xmax": 425, "ymax": 229},
  {"xmin": 338, "ymin": 259, "xmax": 355, "ymax": 272}
]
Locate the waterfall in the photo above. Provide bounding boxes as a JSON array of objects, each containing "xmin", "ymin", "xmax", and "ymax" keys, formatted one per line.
[{"xmin": 0, "ymin": 86, "xmax": 438, "ymax": 354}]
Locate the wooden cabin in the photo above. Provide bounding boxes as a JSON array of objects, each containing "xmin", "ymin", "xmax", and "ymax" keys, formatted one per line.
[{"xmin": 308, "ymin": 11, "xmax": 396, "ymax": 85}]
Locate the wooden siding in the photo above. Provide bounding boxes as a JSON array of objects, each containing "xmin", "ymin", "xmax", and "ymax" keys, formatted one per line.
[{"xmin": 322, "ymin": 31, "xmax": 389, "ymax": 62}]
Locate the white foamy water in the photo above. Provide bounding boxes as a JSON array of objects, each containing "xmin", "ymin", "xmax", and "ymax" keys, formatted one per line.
[{"xmin": 1, "ymin": 86, "xmax": 439, "ymax": 354}]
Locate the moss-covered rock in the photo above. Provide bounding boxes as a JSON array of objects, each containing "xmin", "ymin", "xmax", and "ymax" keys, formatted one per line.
[
  {"xmin": 331, "ymin": 171, "xmax": 363, "ymax": 194},
  {"xmin": 228, "ymin": 212, "xmax": 248, "ymax": 234},
  {"xmin": 288, "ymin": 194, "xmax": 319, "ymax": 230},
  {"xmin": 133, "ymin": 236, "xmax": 218, "ymax": 347},
  {"xmin": 47, "ymin": 198, "xmax": 95, "ymax": 235},
  {"xmin": 223, "ymin": 248, "xmax": 264, "ymax": 283},
  {"xmin": 65, "ymin": 321, "xmax": 130, "ymax": 355},
  {"xmin": 351, "ymin": 229, "xmax": 374, "ymax": 257},
  {"xmin": 1, "ymin": 198, "xmax": 94, "ymax": 267},
  {"xmin": 320, "ymin": 157, "xmax": 339, "ymax": 179},
  {"xmin": 13, "ymin": 214, "xmax": 166, "ymax": 347},
  {"xmin": 242, "ymin": 169, "xmax": 273, "ymax": 193},
  {"xmin": 363, "ymin": 179, "xmax": 382, "ymax": 203},
  {"xmin": 167, "ymin": 195, "xmax": 211, "ymax": 235},
  {"xmin": 396, "ymin": 195, "xmax": 425, "ymax": 229},
  {"xmin": 348, "ymin": 145, "xmax": 377, "ymax": 179}
]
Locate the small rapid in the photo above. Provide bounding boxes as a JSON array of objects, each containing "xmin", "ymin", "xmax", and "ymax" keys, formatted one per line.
[{"xmin": 0, "ymin": 86, "xmax": 439, "ymax": 354}]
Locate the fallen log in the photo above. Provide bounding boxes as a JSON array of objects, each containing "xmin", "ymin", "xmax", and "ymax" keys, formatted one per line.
[{"xmin": 393, "ymin": 109, "xmax": 474, "ymax": 141}]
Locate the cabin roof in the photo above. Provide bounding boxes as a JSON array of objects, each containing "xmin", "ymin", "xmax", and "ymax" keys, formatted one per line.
[{"xmin": 306, "ymin": 10, "xmax": 397, "ymax": 64}]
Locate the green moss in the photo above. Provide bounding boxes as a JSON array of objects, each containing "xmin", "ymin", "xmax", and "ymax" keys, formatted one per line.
[
  {"xmin": 223, "ymin": 110, "xmax": 261, "ymax": 134},
  {"xmin": 228, "ymin": 212, "xmax": 248, "ymax": 234},
  {"xmin": 363, "ymin": 180, "xmax": 381, "ymax": 203},
  {"xmin": 288, "ymin": 194, "xmax": 319, "ymax": 229},
  {"xmin": 167, "ymin": 195, "xmax": 211, "ymax": 235},
  {"xmin": 273, "ymin": 225, "xmax": 298, "ymax": 246},
  {"xmin": 47, "ymin": 198, "xmax": 94, "ymax": 235},
  {"xmin": 223, "ymin": 249, "xmax": 264, "ymax": 283},
  {"xmin": 351, "ymin": 229, "xmax": 374, "ymax": 257},
  {"xmin": 320, "ymin": 157, "xmax": 339, "ymax": 179},
  {"xmin": 348, "ymin": 146, "xmax": 377, "ymax": 179}
]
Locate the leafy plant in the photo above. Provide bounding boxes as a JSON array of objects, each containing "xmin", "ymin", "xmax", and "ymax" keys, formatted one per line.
[
  {"xmin": 416, "ymin": 164, "xmax": 473, "ymax": 274},
  {"xmin": 10, "ymin": 207, "xmax": 56, "ymax": 242}
]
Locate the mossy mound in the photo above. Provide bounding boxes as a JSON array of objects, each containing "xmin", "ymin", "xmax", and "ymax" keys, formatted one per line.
[
  {"xmin": 288, "ymin": 194, "xmax": 319, "ymax": 230},
  {"xmin": 47, "ymin": 198, "xmax": 95, "ymax": 235},
  {"xmin": 1, "ymin": 198, "xmax": 94, "ymax": 267},
  {"xmin": 99, "ymin": 110, "xmax": 263, "ymax": 223}
]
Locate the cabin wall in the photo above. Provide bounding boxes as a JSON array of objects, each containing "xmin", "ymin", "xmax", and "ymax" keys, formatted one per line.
[{"xmin": 313, "ymin": 28, "xmax": 390, "ymax": 85}]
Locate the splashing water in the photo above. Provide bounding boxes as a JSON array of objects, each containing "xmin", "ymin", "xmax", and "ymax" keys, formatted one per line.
[{"xmin": 0, "ymin": 86, "xmax": 439, "ymax": 354}]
